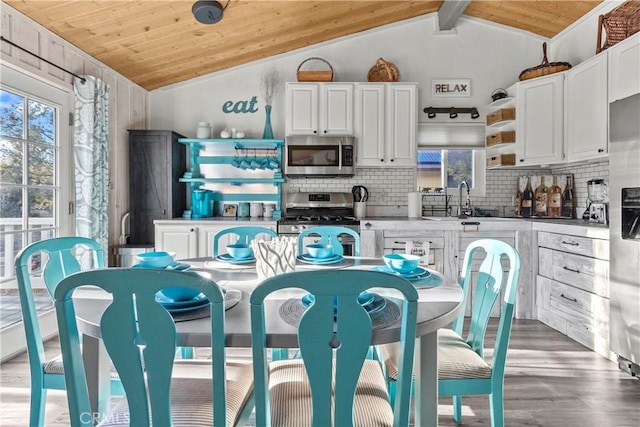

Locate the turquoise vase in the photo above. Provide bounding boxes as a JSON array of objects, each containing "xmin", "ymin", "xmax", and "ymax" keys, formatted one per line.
[{"xmin": 262, "ymin": 104, "xmax": 274, "ymax": 139}]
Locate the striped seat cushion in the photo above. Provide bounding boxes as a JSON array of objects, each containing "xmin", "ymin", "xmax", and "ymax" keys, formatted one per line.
[
  {"xmin": 97, "ymin": 360, "xmax": 254, "ymax": 426},
  {"xmin": 267, "ymin": 359, "xmax": 394, "ymax": 427},
  {"xmin": 379, "ymin": 329, "xmax": 492, "ymax": 380},
  {"xmin": 44, "ymin": 354, "xmax": 120, "ymax": 379}
]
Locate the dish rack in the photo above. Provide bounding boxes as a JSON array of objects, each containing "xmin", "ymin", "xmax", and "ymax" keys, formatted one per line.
[{"xmin": 420, "ymin": 188, "xmax": 452, "ymax": 217}]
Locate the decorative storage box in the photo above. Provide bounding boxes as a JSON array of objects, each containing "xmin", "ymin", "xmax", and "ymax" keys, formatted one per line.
[
  {"xmin": 222, "ymin": 203, "xmax": 237, "ymax": 217},
  {"xmin": 486, "ymin": 108, "xmax": 516, "ymax": 126},
  {"xmin": 487, "ymin": 154, "xmax": 516, "ymax": 167},
  {"xmin": 486, "ymin": 131, "xmax": 516, "ymax": 147}
]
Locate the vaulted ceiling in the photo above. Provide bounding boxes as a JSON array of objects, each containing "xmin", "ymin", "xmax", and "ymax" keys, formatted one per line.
[{"xmin": 4, "ymin": 0, "xmax": 603, "ymax": 91}]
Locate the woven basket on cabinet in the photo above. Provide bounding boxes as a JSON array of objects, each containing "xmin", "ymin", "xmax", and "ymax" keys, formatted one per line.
[
  {"xmin": 596, "ymin": 0, "xmax": 640, "ymax": 53},
  {"xmin": 367, "ymin": 58, "xmax": 400, "ymax": 82}
]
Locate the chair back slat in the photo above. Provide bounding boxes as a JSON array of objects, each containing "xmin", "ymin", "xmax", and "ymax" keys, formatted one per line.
[
  {"xmin": 250, "ymin": 269, "xmax": 417, "ymax": 426},
  {"xmin": 54, "ymin": 268, "xmax": 228, "ymax": 427},
  {"xmin": 212, "ymin": 226, "xmax": 277, "ymax": 257},
  {"xmin": 297, "ymin": 226, "xmax": 361, "ymax": 257}
]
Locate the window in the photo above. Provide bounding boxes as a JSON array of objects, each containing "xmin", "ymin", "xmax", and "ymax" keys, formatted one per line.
[
  {"xmin": 416, "ymin": 123, "xmax": 486, "ymax": 197},
  {"xmin": 0, "ymin": 66, "xmax": 72, "ymax": 289}
]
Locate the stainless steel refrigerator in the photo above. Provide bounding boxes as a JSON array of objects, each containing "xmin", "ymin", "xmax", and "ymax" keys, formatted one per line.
[{"xmin": 609, "ymin": 93, "xmax": 640, "ymax": 376}]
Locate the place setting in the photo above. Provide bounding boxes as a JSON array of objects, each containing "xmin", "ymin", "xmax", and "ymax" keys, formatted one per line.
[
  {"xmin": 370, "ymin": 253, "xmax": 444, "ymax": 289},
  {"xmin": 279, "ymin": 290, "xmax": 401, "ymax": 330},
  {"xmin": 203, "ymin": 243, "xmax": 257, "ymax": 269},
  {"xmin": 131, "ymin": 251, "xmax": 243, "ymax": 320},
  {"xmin": 296, "ymin": 243, "xmax": 349, "ymax": 268}
]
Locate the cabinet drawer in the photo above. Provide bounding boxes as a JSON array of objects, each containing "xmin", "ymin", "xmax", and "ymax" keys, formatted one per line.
[
  {"xmin": 383, "ymin": 237, "xmax": 444, "ymax": 250},
  {"xmin": 538, "ymin": 231, "xmax": 609, "ymax": 260},
  {"xmin": 538, "ymin": 247, "xmax": 609, "ymax": 297},
  {"xmin": 486, "ymin": 108, "xmax": 515, "ymax": 126},
  {"xmin": 537, "ymin": 275, "xmax": 609, "ymax": 356}
]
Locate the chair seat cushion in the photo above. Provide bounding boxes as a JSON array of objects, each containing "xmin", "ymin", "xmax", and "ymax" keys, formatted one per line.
[
  {"xmin": 437, "ymin": 329, "xmax": 492, "ymax": 380},
  {"xmin": 378, "ymin": 329, "xmax": 492, "ymax": 381},
  {"xmin": 97, "ymin": 360, "xmax": 253, "ymax": 426},
  {"xmin": 267, "ymin": 359, "xmax": 393, "ymax": 427},
  {"xmin": 44, "ymin": 354, "xmax": 120, "ymax": 379}
]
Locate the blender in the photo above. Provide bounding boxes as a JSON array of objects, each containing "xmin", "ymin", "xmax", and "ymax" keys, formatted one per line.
[{"xmin": 583, "ymin": 178, "xmax": 609, "ymax": 224}]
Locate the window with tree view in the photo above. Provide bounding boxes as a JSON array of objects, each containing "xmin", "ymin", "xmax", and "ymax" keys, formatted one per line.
[
  {"xmin": 417, "ymin": 149, "xmax": 474, "ymax": 190},
  {"xmin": 0, "ymin": 88, "xmax": 59, "ymax": 282}
]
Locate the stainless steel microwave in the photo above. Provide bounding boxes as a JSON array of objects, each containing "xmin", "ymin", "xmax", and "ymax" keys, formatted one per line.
[{"xmin": 284, "ymin": 136, "xmax": 355, "ymax": 177}]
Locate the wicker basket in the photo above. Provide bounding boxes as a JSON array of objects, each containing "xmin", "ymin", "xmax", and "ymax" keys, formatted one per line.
[
  {"xmin": 296, "ymin": 57, "xmax": 334, "ymax": 82},
  {"xmin": 519, "ymin": 42, "xmax": 571, "ymax": 81},
  {"xmin": 367, "ymin": 58, "xmax": 400, "ymax": 82},
  {"xmin": 596, "ymin": 0, "xmax": 640, "ymax": 53}
]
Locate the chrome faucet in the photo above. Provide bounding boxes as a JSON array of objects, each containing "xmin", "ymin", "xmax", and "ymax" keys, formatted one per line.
[{"xmin": 458, "ymin": 180, "xmax": 473, "ymax": 217}]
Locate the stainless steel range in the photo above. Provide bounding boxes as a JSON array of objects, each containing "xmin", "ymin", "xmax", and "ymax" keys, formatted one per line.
[{"xmin": 278, "ymin": 192, "xmax": 359, "ymax": 255}]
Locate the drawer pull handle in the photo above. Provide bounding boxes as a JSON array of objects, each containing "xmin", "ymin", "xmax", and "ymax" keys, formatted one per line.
[
  {"xmin": 561, "ymin": 240, "xmax": 579, "ymax": 246},
  {"xmin": 563, "ymin": 266, "xmax": 580, "ymax": 274},
  {"xmin": 560, "ymin": 293, "xmax": 578, "ymax": 303},
  {"xmin": 394, "ymin": 241, "xmax": 407, "ymax": 244}
]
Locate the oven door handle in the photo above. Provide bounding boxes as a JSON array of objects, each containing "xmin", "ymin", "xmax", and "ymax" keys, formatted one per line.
[{"xmin": 338, "ymin": 139, "xmax": 342, "ymax": 170}]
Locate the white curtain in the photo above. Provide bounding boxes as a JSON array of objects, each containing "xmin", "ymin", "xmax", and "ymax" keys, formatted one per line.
[{"xmin": 73, "ymin": 76, "xmax": 109, "ymax": 255}]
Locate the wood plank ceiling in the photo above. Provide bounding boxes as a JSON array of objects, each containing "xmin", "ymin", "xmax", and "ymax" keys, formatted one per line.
[{"xmin": 5, "ymin": 0, "xmax": 602, "ymax": 90}]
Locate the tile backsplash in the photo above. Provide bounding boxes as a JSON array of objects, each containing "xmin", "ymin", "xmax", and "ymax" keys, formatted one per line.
[{"xmin": 284, "ymin": 160, "xmax": 610, "ymax": 217}]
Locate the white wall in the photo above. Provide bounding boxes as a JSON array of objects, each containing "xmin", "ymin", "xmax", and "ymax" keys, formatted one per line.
[{"xmin": 150, "ymin": 14, "xmax": 546, "ymax": 138}]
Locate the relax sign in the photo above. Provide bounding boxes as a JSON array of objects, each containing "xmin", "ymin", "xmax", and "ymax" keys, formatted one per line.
[{"xmin": 431, "ymin": 79, "xmax": 471, "ymax": 97}]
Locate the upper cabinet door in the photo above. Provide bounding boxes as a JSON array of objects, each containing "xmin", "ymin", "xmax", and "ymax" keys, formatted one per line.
[
  {"xmin": 386, "ymin": 84, "xmax": 417, "ymax": 167},
  {"xmin": 516, "ymin": 74, "xmax": 565, "ymax": 166},
  {"xmin": 566, "ymin": 53, "xmax": 608, "ymax": 162},
  {"xmin": 608, "ymin": 33, "xmax": 640, "ymax": 103},
  {"xmin": 322, "ymin": 84, "xmax": 354, "ymax": 135},
  {"xmin": 286, "ymin": 84, "xmax": 319, "ymax": 135},
  {"xmin": 285, "ymin": 83, "xmax": 353, "ymax": 136},
  {"xmin": 355, "ymin": 84, "xmax": 386, "ymax": 166}
]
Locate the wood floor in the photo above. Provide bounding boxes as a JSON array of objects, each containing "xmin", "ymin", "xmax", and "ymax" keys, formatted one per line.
[{"xmin": 1, "ymin": 319, "xmax": 639, "ymax": 426}]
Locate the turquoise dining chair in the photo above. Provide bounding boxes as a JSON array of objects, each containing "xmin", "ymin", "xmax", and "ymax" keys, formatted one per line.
[
  {"xmin": 14, "ymin": 236, "xmax": 123, "ymax": 427},
  {"xmin": 53, "ymin": 268, "xmax": 255, "ymax": 427},
  {"xmin": 379, "ymin": 238, "xmax": 521, "ymax": 427},
  {"xmin": 212, "ymin": 226, "xmax": 277, "ymax": 258},
  {"xmin": 250, "ymin": 269, "xmax": 418, "ymax": 426},
  {"xmin": 297, "ymin": 225, "xmax": 361, "ymax": 256}
]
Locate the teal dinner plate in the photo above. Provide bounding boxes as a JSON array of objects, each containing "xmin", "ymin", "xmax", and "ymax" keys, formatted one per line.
[
  {"xmin": 297, "ymin": 254, "xmax": 343, "ymax": 265},
  {"xmin": 164, "ymin": 301, "xmax": 210, "ymax": 314},
  {"xmin": 155, "ymin": 292, "xmax": 209, "ymax": 309},
  {"xmin": 371, "ymin": 265, "xmax": 429, "ymax": 279},
  {"xmin": 216, "ymin": 254, "xmax": 256, "ymax": 264},
  {"xmin": 411, "ymin": 274, "xmax": 444, "ymax": 289},
  {"xmin": 132, "ymin": 262, "xmax": 190, "ymax": 271}
]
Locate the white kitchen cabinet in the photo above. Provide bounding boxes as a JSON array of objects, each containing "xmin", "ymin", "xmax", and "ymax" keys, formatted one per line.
[
  {"xmin": 355, "ymin": 83, "xmax": 417, "ymax": 167},
  {"xmin": 285, "ymin": 83, "xmax": 354, "ymax": 136},
  {"xmin": 608, "ymin": 33, "xmax": 640, "ymax": 103},
  {"xmin": 536, "ymin": 230, "xmax": 612, "ymax": 359},
  {"xmin": 515, "ymin": 73, "xmax": 565, "ymax": 166},
  {"xmin": 566, "ymin": 53, "xmax": 608, "ymax": 162},
  {"xmin": 154, "ymin": 224, "xmax": 198, "ymax": 260}
]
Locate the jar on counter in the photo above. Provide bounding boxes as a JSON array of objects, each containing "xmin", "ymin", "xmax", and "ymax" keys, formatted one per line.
[
  {"xmin": 237, "ymin": 202, "xmax": 250, "ymax": 218},
  {"xmin": 263, "ymin": 203, "xmax": 275, "ymax": 218},
  {"xmin": 250, "ymin": 202, "xmax": 263, "ymax": 217}
]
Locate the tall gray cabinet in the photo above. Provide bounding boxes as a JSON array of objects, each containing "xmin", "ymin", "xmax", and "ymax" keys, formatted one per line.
[{"xmin": 128, "ymin": 130, "xmax": 186, "ymax": 245}]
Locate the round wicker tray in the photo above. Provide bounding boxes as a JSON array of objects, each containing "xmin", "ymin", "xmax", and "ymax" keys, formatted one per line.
[{"xmin": 519, "ymin": 42, "xmax": 571, "ymax": 81}]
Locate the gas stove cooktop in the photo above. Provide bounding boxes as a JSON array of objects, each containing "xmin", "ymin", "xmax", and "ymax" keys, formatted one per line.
[{"xmin": 278, "ymin": 192, "xmax": 360, "ymax": 232}]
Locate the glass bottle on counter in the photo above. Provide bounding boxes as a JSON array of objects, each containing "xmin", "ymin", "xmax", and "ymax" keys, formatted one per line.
[
  {"xmin": 535, "ymin": 176, "xmax": 548, "ymax": 217},
  {"xmin": 515, "ymin": 179, "xmax": 522, "ymax": 217},
  {"xmin": 521, "ymin": 176, "xmax": 534, "ymax": 218},
  {"xmin": 562, "ymin": 176, "xmax": 575, "ymax": 218},
  {"xmin": 548, "ymin": 175, "xmax": 562, "ymax": 217}
]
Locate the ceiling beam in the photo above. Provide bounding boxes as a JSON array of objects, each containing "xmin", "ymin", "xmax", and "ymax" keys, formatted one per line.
[{"xmin": 438, "ymin": 0, "xmax": 471, "ymax": 31}]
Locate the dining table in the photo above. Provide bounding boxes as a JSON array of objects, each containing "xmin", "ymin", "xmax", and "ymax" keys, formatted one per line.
[{"xmin": 71, "ymin": 256, "xmax": 464, "ymax": 427}]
